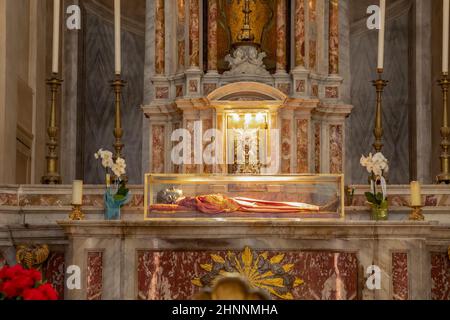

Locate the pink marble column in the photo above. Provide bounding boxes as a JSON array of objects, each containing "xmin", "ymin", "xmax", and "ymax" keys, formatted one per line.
[
  {"xmin": 329, "ymin": 0, "xmax": 339, "ymax": 75},
  {"xmin": 177, "ymin": 0, "xmax": 186, "ymax": 72},
  {"xmin": 294, "ymin": 0, "xmax": 306, "ymax": 68},
  {"xmin": 189, "ymin": 0, "xmax": 200, "ymax": 68},
  {"xmin": 276, "ymin": 0, "xmax": 287, "ymax": 72},
  {"xmin": 207, "ymin": 0, "xmax": 218, "ymax": 72},
  {"xmin": 155, "ymin": 0, "xmax": 165, "ymax": 75}
]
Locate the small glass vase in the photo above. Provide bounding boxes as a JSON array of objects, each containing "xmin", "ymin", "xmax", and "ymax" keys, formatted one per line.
[
  {"xmin": 371, "ymin": 207, "xmax": 388, "ymax": 221},
  {"xmin": 104, "ymin": 188, "xmax": 130, "ymax": 221}
]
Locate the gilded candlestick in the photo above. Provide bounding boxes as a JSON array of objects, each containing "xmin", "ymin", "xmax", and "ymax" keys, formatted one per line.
[
  {"xmin": 437, "ymin": 73, "xmax": 450, "ymax": 184},
  {"xmin": 409, "ymin": 205, "xmax": 425, "ymax": 221},
  {"xmin": 42, "ymin": 75, "xmax": 63, "ymax": 185},
  {"xmin": 69, "ymin": 204, "xmax": 85, "ymax": 221},
  {"xmin": 111, "ymin": 74, "xmax": 126, "ymax": 160},
  {"xmin": 372, "ymin": 69, "xmax": 388, "ymax": 153}
]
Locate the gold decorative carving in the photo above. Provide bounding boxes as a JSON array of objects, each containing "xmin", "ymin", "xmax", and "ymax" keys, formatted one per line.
[
  {"xmin": 15, "ymin": 244, "xmax": 50, "ymax": 270},
  {"xmin": 70, "ymin": 204, "xmax": 85, "ymax": 221},
  {"xmin": 409, "ymin": 206, "xmax": 425, "ymax": 221},
  {"xmin": 192, "ymin": 246, "xmax": 304, "ymax": 300}
]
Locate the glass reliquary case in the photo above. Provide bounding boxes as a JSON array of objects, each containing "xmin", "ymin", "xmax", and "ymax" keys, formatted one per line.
[{"xmin": 144, "ymin": 174, "xmax": 345, "ymax": 220}]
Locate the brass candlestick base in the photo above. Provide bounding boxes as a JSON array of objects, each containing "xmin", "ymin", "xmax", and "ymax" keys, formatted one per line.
[
  {"xmin": 42, "ymin": 75, "xmax": 63, "ymax": 185},
  {"xmin": 372, "ymin": 69, "xmax": 389, "ymax": 153},
  {"xmin": 69, "ymin": 204, "xmax": 85, "ymax": 221},
  {"xmin": 409, "ymin": 205, "xmax": 425, "ymax": 221},
  {"xmin": 437, "ymin": 73, "xmax": 450, "ymax": 184},
  {"xmin": 110, "ymin": 74, "xmax": 128, "ymax": 182}
]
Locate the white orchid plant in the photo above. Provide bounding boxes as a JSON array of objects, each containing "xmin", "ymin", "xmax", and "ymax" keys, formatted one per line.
[
  {"xmin": 94, "ymin": 149, "xmax": 129, "ymax": 202},
  {"xmin": 360, "ymin": 152, "xmax": 389, "ymax": 210}
]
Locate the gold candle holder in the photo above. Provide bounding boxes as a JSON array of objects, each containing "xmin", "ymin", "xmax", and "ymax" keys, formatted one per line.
[
  {"xmin": 42, "ymin": 75, "xmax": 63, "ymax": 185},
  {"xmin": 69, "ymin": 204, "xmax": 85, "ymax": 221},
  {"xmin": 437, "ymin": 73, "xmax": 450, "ymax": 184},
  {"xmin": 409, "ymin": 205, "xmax": 425, "ymax": 221},
  {"xmin": 372, "ymin": 69, "xmax": 389, "ymax": 153},
  {"xmin": 111, "ymin": 74, "xmax": 128, "ymax": 182}
]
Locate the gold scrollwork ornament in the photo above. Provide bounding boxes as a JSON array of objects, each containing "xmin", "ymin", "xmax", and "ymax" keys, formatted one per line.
[
  {"xmin": 192, "ymin": 246, "xmax": 303, "ymax": 300},
  {"xmin": 15, "ymin": 244, "xmax": 50, "ymax": 270}
]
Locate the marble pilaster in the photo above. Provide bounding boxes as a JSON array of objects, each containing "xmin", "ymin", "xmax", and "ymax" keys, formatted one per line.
[
  {"xmin": 186, "ymin": 0, "xmax": 202, "ymax": 98},
  {"xmin": 274, "ymin": 0, "xmax": 290, "ymax": 93},
  {"xmin": 292, "ymin": 0, "xmax": 309, "ymax": 98},
  {"xmin": 328, "ymin": 0, "xmax": 339, "ymax": 75},
  {"xmin": 207, "ymin": 0, "xmax": 218, "ymax": 73},
  {"xmin": 155, "ymin": 0, "xmax": 165, "ymax": 75}
]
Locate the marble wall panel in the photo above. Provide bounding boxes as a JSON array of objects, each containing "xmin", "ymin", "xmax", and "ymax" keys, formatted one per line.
[
  {"xmin": 431, "ymin": 252, "xmax": 450, "ymax": 300},
  {"xmin": 87, "ymin": 251, "xmax": 103, "ymax": 301},
  {"xmin": 152, "ymin": 125, "xmax": 165, "ymax": 173},
  {"xmin": 392, "ymin": 252, "xmax": 408, "ymax": 300},
  {"xmin": 330, "ymin": 125, "xmax": 343, "ymax": 174},
  {"xmin": 315, "ymin": 123, "xmax": 321, "ymax": 173},
  {"xmin": 137, "ymin": 250, "xmax": 358, "ymax": 300},
  {"xmin": 82, "ymin": 10, "xmax": 144, "ymax": 184},
  {"xmin": 347, "ymin": 7, "xmax": 410, "ymax": 184},
  {"xmin": 281, "ymin": 119, "xmax": 292, "ymax": 173},
  {"xmin": 297, "ymin": 119, "xmax": 309, "ymax": 173},
  {"xmin": 44, "ymin": 252, "xmax": 66, "ymax": 300}
]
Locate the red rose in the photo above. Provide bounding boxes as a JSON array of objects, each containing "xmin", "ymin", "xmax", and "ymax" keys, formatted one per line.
[
  {"xmin": 23, "ymin": 288, "xmax": 47, "ymax": 301},
  {"xmin": 38, "ymin": 283, "xmax": 58, "ymax": 300},
  {"xmin": 27, "ymin": 269, "xmax": 42, "ymax": 282},
  {"xmin": 1, "ymin": 280, "xmax": 20, "ymax": 298},
  {"xmin": 4, "ymin": 265, "xmax": 26, "ymax": 279},
  {"xmin": 11, "ymin": 275, "xmax": 35, "ymax": 293}
]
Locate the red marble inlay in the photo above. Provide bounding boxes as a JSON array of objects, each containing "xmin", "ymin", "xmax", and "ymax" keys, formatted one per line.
[
  {"xmin": 431, "ymin": 252, "xmax": 450, "ymax": 300},
  {"xmin": 137, "ymin": 250, "xmax": 358, "ymax": 300},
  {"xmin": 392, "ymin": 252, "xmax": 408, "ymax": 300},
  {"xmin": 281, "ymin": 119, "xmax": 292, "ymax": 173},
  {"xmin": 314, "ymin": 123, "xmax": 321, "ymax": 173},
  {"xmin": 176, "ymin": 85, "xmax": 184, "ymax": 98},
  {"xmin": 155, "ymin": 87, "xmax": 169, "ymax": 99},
  {"xmin": 152, "ymin": 125, "xmax": 165, "ymax": 173},
  {"xmin": 296, "ymin": 119, "xmax": 309, "ymax": 173},
  {"xmin": 296, "ymin": 80, "xmax": 305, "ymax": 93},
  {"xmin": 203, "ymin": 83, "xmax": 217, "ymax": 96},
  {"xmin": 189, "ymin": 80, "xmax": 198, "ymax": 93},
  {"xmin": 44, "ymin": 252, "xmax": 65, "ymax": 300},
  {"xmin": 87, "ymin": 252, "xmax": 103, "ymax": 301},
  {"xmin": 329, "ymin": 125, "xmax": 343, "ymax": 173},
  {"xmin": 325, "ymin": 86, "xmax": 339, "ymax": 99}
]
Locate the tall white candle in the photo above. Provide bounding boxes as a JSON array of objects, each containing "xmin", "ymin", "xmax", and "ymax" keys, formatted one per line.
[
  {"xmin": 410, "ymin": 181, "xmax": 422, "ymax": 207},
  {"xmin": 72, "ymin": 180, "xmax": 84, "ymax": 205},
  {"xmin": 114, "ymin": 0, "xmax": 121, "ymax": 75},
  {"xmin": 377, "ymin": 0, "xmax": 386, "ymax": 71},
  {"xmin": 52, "ymin": 0, "xmax": 61, "ymax": 74},
  {"xmin": 443, "ymin": 0, "xmax": 449, "ymax": 73}
]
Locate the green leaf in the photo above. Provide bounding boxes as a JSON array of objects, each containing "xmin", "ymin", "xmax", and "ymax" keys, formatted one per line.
[{"xmin": 365, "ymin": 192, "xmax": 376, "ymax": 204}]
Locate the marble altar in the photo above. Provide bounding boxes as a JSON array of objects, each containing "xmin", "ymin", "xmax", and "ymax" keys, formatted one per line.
[{"xmin": 1, "ymin": 184, "xmax": 450, "ymax": 300}]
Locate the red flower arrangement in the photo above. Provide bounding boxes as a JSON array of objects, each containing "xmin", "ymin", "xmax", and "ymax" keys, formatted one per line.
[{"xmin": 0, "ymin": 265, "xmax": 58, "ymax": 300}]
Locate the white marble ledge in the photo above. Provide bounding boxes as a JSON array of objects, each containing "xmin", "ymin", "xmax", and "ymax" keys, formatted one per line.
[{"xmin": 56, "ymin": 220, "xmax": 448, "ymax": 240}]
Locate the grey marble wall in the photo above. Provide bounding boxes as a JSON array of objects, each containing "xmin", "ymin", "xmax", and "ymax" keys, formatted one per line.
[
  {"xmin": 80, "ymin": 10, "xmax": 144, "ymax": 184},
  {"xmin": 347, "ymin": 1, "xmax": 411, "ymax": 184}
]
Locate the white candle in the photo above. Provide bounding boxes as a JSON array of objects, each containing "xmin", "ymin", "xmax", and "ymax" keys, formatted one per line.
[
  {"xmin": 377, "ymin": 0, "xmax": 386, "ymax": 70},
  {"xmin": 114, "ymin": 0, "xmax": 121, "ymax": 75},
  {"xmin": 52, "ymin": 0, "xmax": 61, "ymax": 74},
  {"xmin": 72, "ymin": 180, "xmax": 84, "ymax": 205},
  {"xmin": 443, "ymin": 0, "xmax": 449, "ymax": 73},
  {"xmin": 410, "ymin": 181, "xmax": 422, "ymax": 207}
]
